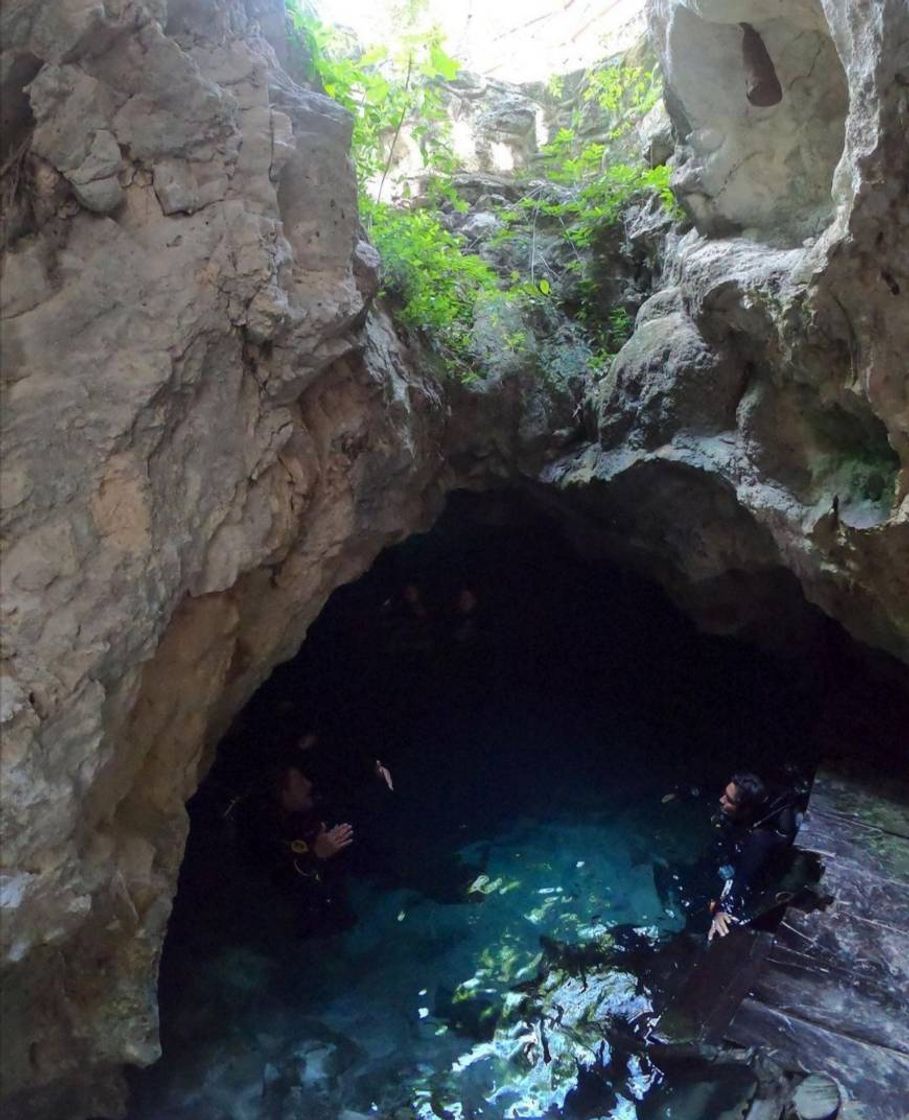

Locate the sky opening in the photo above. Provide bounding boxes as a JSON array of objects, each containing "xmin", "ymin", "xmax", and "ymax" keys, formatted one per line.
[{"xmin": 313, "ymin": 0, "xmax": 647, "ymax": 83}]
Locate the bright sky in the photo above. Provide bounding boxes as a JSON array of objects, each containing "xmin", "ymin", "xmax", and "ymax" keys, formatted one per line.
[{"xmin": 314, "ymin": 0, "xmax": 647, "ymax": 82}]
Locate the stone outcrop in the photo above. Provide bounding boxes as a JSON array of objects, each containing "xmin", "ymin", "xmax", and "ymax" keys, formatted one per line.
[
  {"xmin": 0, "ymin": 3, "xmax": 454, "ymax": 1116},
  {"xmin": 652, "ymin": 0, "xmax": 850, "ymax": 245},
  {"xmin": 547, "ymin": 0, "xmax": 908, "ymax": 660},
  {"xmin": 1, "ymin": 0, "xmax": 907, "ymax": 1117}
]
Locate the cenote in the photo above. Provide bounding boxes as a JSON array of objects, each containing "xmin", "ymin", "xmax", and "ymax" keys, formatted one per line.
[{"xmin": 125, "ymin": 491, "xmax": 870, "ymax": 1120}]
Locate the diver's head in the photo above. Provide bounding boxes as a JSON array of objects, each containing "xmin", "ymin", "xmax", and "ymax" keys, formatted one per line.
[
  {"xmin": 456, "ymin": 588, "xmax": 477, "ymax": 614},
  {"xmin": 719, "ymin": 772, "xmax": 766, "ymax": 820},
  {"xmin": 278, "ymin": 765, "xmax": 315, "ymax": 813}
]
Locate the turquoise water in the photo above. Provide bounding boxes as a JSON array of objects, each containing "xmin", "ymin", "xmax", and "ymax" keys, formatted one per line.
[
  {"xmin": 129, "ymin": 510, "xmax": 819, "ymax": 1120},
  {"xmin": 131, "ymin": 725, "xmax": 708, "ymax": 1119}
]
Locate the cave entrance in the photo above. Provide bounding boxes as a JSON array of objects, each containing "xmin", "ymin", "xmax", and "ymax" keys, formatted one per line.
[{"xmin": 127, "ymin": 489, "xmax": 888, "ymax": 1120}]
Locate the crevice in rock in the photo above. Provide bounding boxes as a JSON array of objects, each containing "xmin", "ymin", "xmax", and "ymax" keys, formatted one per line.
[
  {"xmin": 740, "ymin": 23, "xmax": 783, "ymax": 108},
  {"xmin": 0, "ymin": 53, "xmax": 41, "ymax": 167}
]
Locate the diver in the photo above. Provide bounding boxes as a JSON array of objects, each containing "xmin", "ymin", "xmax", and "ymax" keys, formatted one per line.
[
  {"xmin": 708, "ymin": 772, "xmax": 803, "ymax": 941},
  {"xmin": 263, "ymin": 763, "xmax": 356, "ymax": 934},
  {"xmin": 290, "ymin": 724, "xmax": 399, "ymax": 884}
]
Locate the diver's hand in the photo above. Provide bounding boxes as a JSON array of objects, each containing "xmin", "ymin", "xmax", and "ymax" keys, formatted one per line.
[
  {"xmin": 375, "ymin": 760, "xmax": 394, "ymax": 791},
  {"xmin": 708, "ymin": 910, "xmax": 733, "ymax": 941},
  {"xmin": 313, "ymin": 822, "xmax": 354, "ymax": 859}
]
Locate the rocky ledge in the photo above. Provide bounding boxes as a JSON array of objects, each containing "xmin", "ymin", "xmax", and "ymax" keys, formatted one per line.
[{"xmin": 544, "ymin": 0, "xmax": 909, "ymax": 660}]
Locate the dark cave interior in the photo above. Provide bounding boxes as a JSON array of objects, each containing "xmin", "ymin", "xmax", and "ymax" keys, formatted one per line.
[{"xmin": 128, "ymin": 489, "xmax": 909, "ymax": 1120}]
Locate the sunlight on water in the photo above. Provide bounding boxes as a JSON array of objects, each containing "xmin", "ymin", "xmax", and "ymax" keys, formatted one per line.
[
  {"xmin": 321, "ymin": 807, "xmax": 690, "ymax": 1118},
  {"xmin": 129, "ymin": 510, "xmax": 815, "ymax": 1120}
]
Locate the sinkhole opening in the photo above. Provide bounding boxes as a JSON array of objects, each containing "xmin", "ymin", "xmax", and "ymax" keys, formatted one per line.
[{"xmin": 128, "ymin": 490, "xmax": 905, "ymax": 1120}]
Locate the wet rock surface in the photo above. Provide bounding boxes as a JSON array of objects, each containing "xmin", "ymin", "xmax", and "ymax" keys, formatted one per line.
[{"xmin": 727, "ymin": 766, "xmax": 909, "ymax": 1119}]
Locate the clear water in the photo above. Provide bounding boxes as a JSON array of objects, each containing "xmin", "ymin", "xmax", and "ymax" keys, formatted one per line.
[{"xmin": 128, "ymin": 509, "xmax": 819, "ymax": 1120}]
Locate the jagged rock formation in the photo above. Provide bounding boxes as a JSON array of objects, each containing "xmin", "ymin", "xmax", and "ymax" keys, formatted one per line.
[
  {"xmin": 547, "ymin": 0, "xmax": 909, "ymax": 659},
  {"xmin": 0, "ymin": 0, "xmax": 907, "ymax": 1118},
  {"xmin": 0, "ymin": 3, "xmax": 455, "ymax": 1116}
]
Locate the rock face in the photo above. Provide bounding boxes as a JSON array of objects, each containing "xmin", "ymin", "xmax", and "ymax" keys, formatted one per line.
[
  {"xmin": 654, "ymin": 0, "xmax": 849, "ymax": 244},
  {"xmin": 1, "ymin": 0, "xmax": 907, "ymax": 1117},
  {"xmin": 548, "ymin": 0, "xmax": 909, "ymax": 660},
  {"xmin": 0, "ymin": 3, "xmax": 453, "ymax": 1116}
]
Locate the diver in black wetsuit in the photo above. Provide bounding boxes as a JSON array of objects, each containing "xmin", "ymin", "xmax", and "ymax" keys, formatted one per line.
[
  {"xmin": 254, "ymin": 764, "xmax": 356, "ymax": 934},
  {"xmin": 708, "ymin": 772, "xmax": 802, "ymax": 941}
]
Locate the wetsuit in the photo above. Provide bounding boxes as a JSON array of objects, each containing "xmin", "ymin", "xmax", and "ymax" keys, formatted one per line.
[
  {"xmin": 269, "ymin": 805, "xmax": 326, "ymax": 888},
  {"xmin": 716, "ymin": 793, "xmax": 801, "ymax": 922}
]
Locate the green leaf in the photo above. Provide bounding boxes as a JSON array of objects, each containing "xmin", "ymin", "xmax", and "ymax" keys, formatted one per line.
[
  {"xmin": 428, "ymin": 43, "xmax": 460, "ymax": 81},
  {"xmin": 538, "ymin": 278, "xmax": 551, "ymax": 295}
]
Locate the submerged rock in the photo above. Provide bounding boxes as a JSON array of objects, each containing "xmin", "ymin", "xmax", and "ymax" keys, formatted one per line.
[{"xmin": 791, "ymin": 1073, "xmax": 842, "ymax": 1120}]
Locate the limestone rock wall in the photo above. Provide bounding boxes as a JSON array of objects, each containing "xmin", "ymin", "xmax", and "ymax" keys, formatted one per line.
[
  {"xmin": 654, "ymin": 0, "xmax": 849, "ymax": 244},
  {"xmin": 0, "ymin": 3, "xmax": 451, "ymax": 1116},
  {"xmin": 549, "ymin": 0, "xmax": 908, "ymax": 658}
]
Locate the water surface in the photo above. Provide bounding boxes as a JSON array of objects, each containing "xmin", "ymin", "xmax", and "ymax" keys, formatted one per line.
[{"xmin": 129, "ymin": 515, "xmax": 817, "ymax": 1119}]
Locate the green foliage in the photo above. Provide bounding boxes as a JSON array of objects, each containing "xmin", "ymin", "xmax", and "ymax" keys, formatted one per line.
[
  {"xmin": 286, "ymin": 2, "xmax": 460, "ymax": 194},
  {"xmin": 488, "ymin": 62, "xmax": 681, "ymax": 359},
  {"xmin": 539, "ymin": 130, "xmax": 606, "ymax": 185},
  {"xmin": 583, "ymin": 62, "xmax": 661, "ymax": 142},
  {"xmin": 364, "ymin": 199, "xmax": 499, "ymax": 364},
  {"xmin": 606, "ymin": 307, "xmax": 633, "ymax": 350},
  {"xmin": 514, "ymin": 162, "xmax": 678, "ymax": 250},
  {"xmin": 546, "ymin": 73, "xmax": 566, "ymax": 100},
  {"xmin": 284, "ymin": 7, "xmax": 681, "ymax": 380},
  {"xmin": 366, "ymin": 200, "xmax": 587, "ymax": 384},
  {"xmin": 531, "ymin": 62, "xmax": 678, "ymax": 243}
]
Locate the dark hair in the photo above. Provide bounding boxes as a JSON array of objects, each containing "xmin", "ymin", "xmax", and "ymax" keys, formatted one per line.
[
  {"xmin": 268, "ymin": 759, "xmax": 312, "ymax": 799},
  {"xmin": 729, "ymin": 772, "xmax": 767, "ymax": 810}
]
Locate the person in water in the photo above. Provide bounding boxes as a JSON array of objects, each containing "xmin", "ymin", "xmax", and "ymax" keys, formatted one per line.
[
  {"xmin": 276, "ymin": 765, "xmax": 354, "ymax": 858},
  {"xmin": 708, "ymin": 771, "xmax": 801, "ymax": 941},
  {"xmin": 291, "ymin": 725, "xmax": 397, "ymax": 880},
  {"xmin": 265, "ymin": 764, "xmax": 355, "ymax": 933}
]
